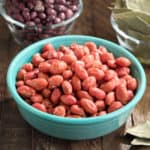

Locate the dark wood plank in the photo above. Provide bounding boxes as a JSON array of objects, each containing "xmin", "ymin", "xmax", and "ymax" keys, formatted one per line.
[
  {"xmin": 0, "ymin": 17, "xmax": 22, "ymax": 101},
  {"xmin": 0, "ymin": 100, "xmax": 32, "ymax": 150},
  {"xmin": 70, "ymin": 139, "xmax": 103, "ymax": 150}
]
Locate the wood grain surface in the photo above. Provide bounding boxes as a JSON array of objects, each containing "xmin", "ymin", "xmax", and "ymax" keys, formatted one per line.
[{"xmin": 0, "ymin": 0, "xmax": 149, "ymax": 150}]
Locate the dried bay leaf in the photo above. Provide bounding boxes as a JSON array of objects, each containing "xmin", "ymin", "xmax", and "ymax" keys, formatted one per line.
[
  {"xmin": 114, "ymin": 12, "xmax": 150, "ymax": 34},
  {"xmin": 112, "ymin": 0, "xmax": 150, "ymax": 64},
  {"xmin": 126, "ymin": 0, "xmax": 150, "ymax": 15},
  {"xmin": 114, "ymin": 0, "xmax": 126, "ymax": 8},
  {"xmin": 111, "ymin": 8, "xmax": 131, "ymax": 14},
  {"xmin": 131, "ymin": 138, "xmax": 150, "ymax": 146},
  {"xmin": 128, "ymin": 29, "xmax": 150, "ymax": 41},
  {"xmin": 126, "ymin": 120, "xmax": 150, "ymax": 139},
  {"xmin": 137, "ymin": 16, "xmax": 150, "ymax": 27}
]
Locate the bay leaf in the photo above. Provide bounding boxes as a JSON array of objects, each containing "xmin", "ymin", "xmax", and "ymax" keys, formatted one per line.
[
  {"xmin": 114, "ymin": 0, "xmax": 126, "ymax": 9},
  {"xmin": 126, "ymin": 0, "xmax": 150, "ymax": 15},
  {"xmin": 137, "ymin": 16, "xmax": 150, "ymax": 27},
  {"xmin": 131, "ymin": 138, "xmax": 150, "ymax": 146},
  {"xmin": 111, "ymin": 8, "xmax": 131, "ymax": 14},
  {"xmin": 126, "ymin": 120, "xmax": 150, "ymax": 139},
  {"xmin": 114, "ymin": 12, "xmax": 150, "ymax": 34},
  {"xmin": 128, "ymin": 29, "xmax": 150, "ymax": 41}
]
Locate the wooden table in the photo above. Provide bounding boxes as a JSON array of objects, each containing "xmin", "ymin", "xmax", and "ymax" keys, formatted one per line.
[{"xmin": 0, "ymin": 0, "xmax": 150, "ymax": 150}]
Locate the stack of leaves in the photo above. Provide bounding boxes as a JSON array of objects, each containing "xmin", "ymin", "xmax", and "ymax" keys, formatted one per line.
[
  {"xmin": 126, "ymin": 120, "xmax": 150, "ymax": 146},
  {"xmin": 111, "ymin": 0, "xmax": 150, "ymax": 41}
]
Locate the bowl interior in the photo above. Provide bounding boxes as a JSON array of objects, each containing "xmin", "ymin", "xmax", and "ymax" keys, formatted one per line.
[{"xmin": 7, "ymin": 35, "xmax": 146, "ymax": 124}]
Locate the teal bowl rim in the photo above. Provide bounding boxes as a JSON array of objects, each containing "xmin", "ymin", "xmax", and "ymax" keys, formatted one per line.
[{"xmin": 7, "ymin": 35, "xmax": 146, "ymax": 125}]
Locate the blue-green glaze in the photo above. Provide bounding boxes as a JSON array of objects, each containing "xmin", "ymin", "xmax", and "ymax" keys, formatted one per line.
[{"xmin": 7, "ymin": 35, "xmax": 146, "ymax": 140}]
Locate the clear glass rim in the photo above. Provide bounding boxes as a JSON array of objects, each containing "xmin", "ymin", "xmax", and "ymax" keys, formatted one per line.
[
  {"xmin": 110, "ymin": 13, "xmax": 145, "ymax": 44},
  {"xmin": 0, "ymin": 0, "xmax": 83, "ymax": 29}
]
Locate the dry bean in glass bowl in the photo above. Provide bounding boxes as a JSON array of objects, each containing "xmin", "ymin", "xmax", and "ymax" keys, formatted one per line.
[{"xmin": 0, "ymin": 0, "xmax": 83, "ymax": 46}]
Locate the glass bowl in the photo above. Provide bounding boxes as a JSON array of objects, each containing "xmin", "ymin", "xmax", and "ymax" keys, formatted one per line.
[
  {"xmin": 110, "ymin": 14, "xmax": 150, "ymax": 65},
  {"xmin": 0, "ymin": 0, "xmax": 83, "ymax": 46}
]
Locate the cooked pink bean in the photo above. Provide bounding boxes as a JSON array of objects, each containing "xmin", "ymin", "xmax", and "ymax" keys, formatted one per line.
[
  {"xmin": 127, "ymin": 78, "xmax": 137, "ymax": 91},
  {"xmin": 16, "ymin": 80, "xmax": 24, "ymax": 87},
  {"xmin": 95, "ymin": 100, "xmax": 105, "ymax": 111},
  {"xmin": 17, "ymin": 85, "xmax": 35, "ymax": 98},
  {"xmin": 61, "ymin": 80, "xmax": 72, "ymax": 95},
  {"xmin": 80, "ymin": 98, "xmax": 97, "ymax": 114},
  {"xmin": 60, "ymin": 95, "xmax": 77, "ymax": 105},
  {"xmin": 88, "ymin": 68, "xmax": 104, "ymax": 80},
  {"xmin": 42, "ymin": 88, "xmax": 51, "ymax": 98},
  {"xmin": 75, "ymin": 65, "xmax": 88, "ymax": 80},
  {"xmin": 70, "ymin": 105, "xmax": 86, "ymax": 117},
  {"xmin": 116, "ymin": 84, "xmax": 129, "ymax": 104},
  {"xmin": 82, "ymin": 76, "xmax": 97, "ymax": 90},
  {"xmin": 51, "ymin": 88, "xmax": 62, "ymax": 104},
  {"xmin": 89, "ymin": 87, "xmax": 106, "ymax": 100},
  {"xmin": 49, "ymin": 60, "xmax": 67, "ymax": 74},
  {"xmin": 77, "ymin": 90, "xmax": 93, "ymax": 100},
  {"xmin": 53, "ymin": 105, "xmax": 66, "ymax": 117},
  {"xmin": 71, "ymin": 75, "xmax": 81, "ymax": 91},
  {"xmin": 39, "ymin": 62, "xmax": 51, "ymax": 73},
  {"xmin": 32, "ymin": 53, "xmax": 45, "ymax": 66},
  {"xmin": 31, "ymin": 94, "xmax": 43, "ymax": 103},
  {"xmin": 104, "ymin": 69, "xmax": 117, "ymax": 81},
  {"xmin": 26, "ymin": 78, "xmax": 48, "ymax": 91},
  {"xmin": 61, "ymin": 54, "xmax": 77, "ymax": 64},
  {"xmin": 48, "ymin": 75, "xmax": 63, "ymax": 89},
  {"xmin": 105, "ymin": 92, "xmax": 115, "ymax": 106},
  {"xmin": 32, "ymin": 103, "xmax": 47, "ymax": 112},
  {"xmin": 22, "ymin": 63, "xmax": 33, "ymax": 72},
  {"xmin": 116, "ymin": 57, "xmax": 131, "ymax": 67},
  {"xmin": 108, "ymin": 101, "xmax": 123, "ymax": 113},
  {"xmin": 17, "ymin": 69, "xmax": 26, "ymax": 80},
  {"xmin": 62, "ymin": 70, "xmax": 73, "ymax": 79}
]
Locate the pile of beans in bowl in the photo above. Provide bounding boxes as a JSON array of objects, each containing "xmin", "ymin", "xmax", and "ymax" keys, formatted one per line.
[
  {"xmin": 5, "ymin": 0, "xmax": 80, "ymax": 43},
  {"xmin": 16, "ymin": 42, "xmax": 137, "ymax": 118}
]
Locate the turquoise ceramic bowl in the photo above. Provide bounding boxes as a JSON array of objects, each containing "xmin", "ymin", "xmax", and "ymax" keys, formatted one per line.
[{"xmin": 7, "ymin": 35, "xmax": 146, "ymax": 140}]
